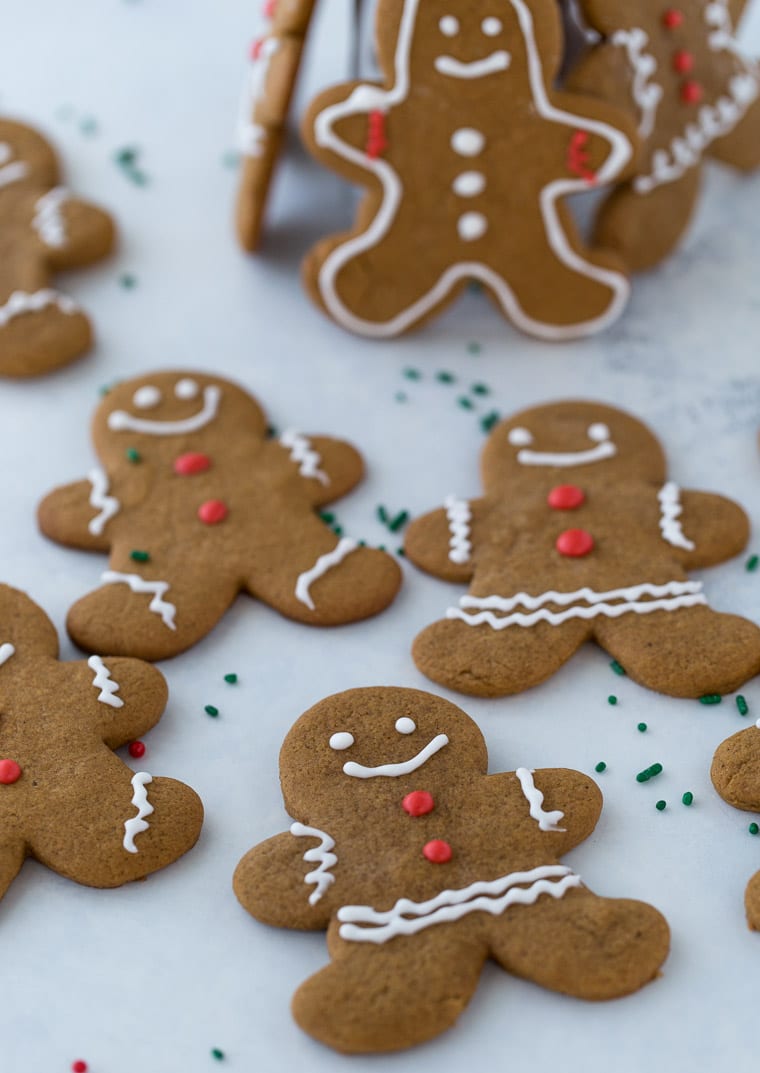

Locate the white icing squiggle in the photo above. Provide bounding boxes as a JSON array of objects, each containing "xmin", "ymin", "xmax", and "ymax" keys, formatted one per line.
[
  {"xmin": 280, "ymin": 430, "xmax": 330, "ymax": 486},
  {"xmin": 343, "ymin": 734, "xmax": 449, "ymax": 779},
  {"xmin": 290, "ymin": 822, "xmax": 338, "ymax": 905},
  {"xmin": 107, "ymin": 385, "xmax": 221, "ymax": 437},
  {"xmin": 101, "ymin": 571, "xmax": 177, "ymax": 630},
  {"xmin": 87, "ymin": 467, "xmax": 121, "ymax": 537},
  {"xmin": 87, "ymin": 654, "xmax": 124, "ymax": 709},
  {"xmin": 657, "ymin": 482, "xmax": 695, "ymax": 551},
  {"xmin": 32, "ymin": 187, "xmax": 69, "ymax": 248},
  {"xmin": 123, "ymin": 771, "xmax": 154, "ymax": 853},
  {"xmin": 238, "ymin": 37, "xmax": 281, "ymax": 157},
  {"xmin": 706, "ymin": 0, "xmax": 745, "ymax": 57},
  {"xmin": 338, "ymin": 865, "xmax": 581, "ymax": 943},
  {"xmin": 444, "ymin": 495, "xmax": 472, "ymax": 564},
  {"xmin": 295, "ymin": 538, "xmax": 358, "ymax": 610},
  {"xmin": 515, "ymin": 768, "xmax": 565, "ymax": 832},
  {"xmin": 612, "ymin": 28, "xmax": 663, "ymax": 139},
  {"xmin": 0, "ymin": 643, "xmax": 15, "ymax": 666},
  {"xmin": 0, "ymin": 289, "xmax": 77, "ymax": 327}
]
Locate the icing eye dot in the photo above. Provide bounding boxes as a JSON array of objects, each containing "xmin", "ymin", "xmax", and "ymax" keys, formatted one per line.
[
  {"xmin": 329, "ymin": 732, "xmax": 354, "ymax": 751},
  {"xmin": 439, "ymin": 15, "xmax": 459, "ymax": 36},
  {"xmin": 175, "ymin": 377, "xmax": 199, "ymax": 400},
  {"xmin": 508, "ymin": 427, "xmax": 533, "ymax": 447},
  {"xmin": 482, "ymin": 17, "xmax": 503, "ymax": 35},
  {"xmin": 133, "ymin": 385, "xmax": 162, "ymax": 410},
  {"xmin": 395, "ymin": 717, "xmax": 416, "ymax": 735},
  {"xmin": 588, "ymin": 423, "xmax": 610, "ymax": 443}
]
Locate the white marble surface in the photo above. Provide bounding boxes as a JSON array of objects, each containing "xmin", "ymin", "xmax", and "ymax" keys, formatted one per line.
[{"xmin": 0, "ymin": 2, "xmax": 759, "ymax": 1071}]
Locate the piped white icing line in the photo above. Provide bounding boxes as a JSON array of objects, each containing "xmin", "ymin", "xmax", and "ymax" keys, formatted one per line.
[
  {"xmin": 295, "ymin": 538, "xmax": 358, "ymax": 610},
  {"xmin": 0, "ymin": 643, "xmax": 15, "ymax": 666},
  {"xmin": 343, "ymin": 734, "xmax": 449, "ymax": 779},
  {"xmin": 312, "ymin": 0, "xmax": 633, "ymax": 341},
  {"xmin": 87, "ymin": 655, "xmax": 124, "ymax": 709},
  {"xmin": 611, "ymin": 29, "xmax": 663, "ymax": 139},
  {"xmin": 87, "ymin": 467, "xmax": 121, "ymax": 537},
  {"xmin": 338, "ymin": 864, "xmax": 581, "ymax": 943},
  {"xmin": 107, "ymin": 385, "xmax": 221, "ymax": 436},
  {"xmin": 279, "ymin": 430, "xmax": 330, "ymax": 486},
  {"xmin": 516, "ymin": 442, "xmax": 616, "ymax": 467},
  {"xmin": 123, "ymin": 772, "xmax": 154, "ymax": 854},
  {"xmin": 32, "ymin": 187, "xmax": 69, "ymax": 248},
  {"xmin": 434, "ymin": 51, "xmax": 511, "ymax": 79},
  {"xmin": 101, "ymin": 571, "xmax": 177, "ymax": 630},
  {"xmin": 706, "ymin": 0, "xmax": 746, "ymax": 58},
  {"xmin": 444, "ymin": 495, "xmax": 472, "ymax": 564},
  {"xmin": 238, "ymin": 37, "xmax": 281, "ymax": 157},
  {"xmin": 447, "ymin": 580, "xmax": 707, "ymax": 629},
  {"xmin": 657, "ymin": 482, "xmax": 695, "ymax": 551},
  {"xmin": 290, "ymin": 822, "xmax": 338, "ymax": 906},
  {"xmin": 0, "ymin": 289, "xmax": 78, "ymax": 327},
  {"xmin": 515, "ymin": 768, "xmax": 565, "ymax": 831},
  {"xmin": 0, "ymin": 159, "xmax": 28, "ymax": 188}
]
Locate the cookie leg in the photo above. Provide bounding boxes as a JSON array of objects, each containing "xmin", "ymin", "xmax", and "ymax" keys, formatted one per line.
[
  {"xmin": 745, "ymin": 870, "xmax": 760, "ymax": 931},
  {"xmin": 293, "ymin": 928, "xmax": 487, "ymax": 1053},
  {"xmin": 0, "ymin": 302, "xmax": 92, "ymax": 378},
  {"xmin": 489, "ymin": 890, "xmax": 669, "ymax": 1000},
  {"xmin": 412, "ymin": 617, "xmax": 589, "ymax": 697},
  {"xmin": 594, "ymin": 606, "xmax": 760, "ymax": 697},
  {"xmin": 592, "ymin": 168, "xmax": 702, "ymax": 272}
]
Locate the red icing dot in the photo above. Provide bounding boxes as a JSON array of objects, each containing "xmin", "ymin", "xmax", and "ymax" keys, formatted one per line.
[
  {"xmin": 672, "ymin": 50, "xmax": 694, "ymax": 73},
  {"xmin": 403, "ymin": 790, "xmax": 435, "ymax": 817},
  {"xmin": 71, "ymin": 1063, "xmax": 88, "ymax": 1073},
  {"xmin": 198, "ymin": 499, "xmax": 228, "ymax": 525},
  {"xmin": 547, "ymin": 484, "xmax": 585, "ymax": 511},
  {"xmin": 0, "ymin": 759, "xmax": 21, "ymax": 785},
  {"xmin": 423, "ymin": 839, "xmax": 452, "ymax": 864},
  {"xmin": 128, "ymin": 741, "xmax": 146, "ymax": 759},
  {"xmin": 681, "ymin": 80, "xmax": 704, "ymax": 105},
  {"xmin": 556, "ymin": 529, "xmax": 595, "ymax": 558},
  {"xmin": 662, "ymin": 8, "xmax": 684, "ymax": 29},
  {"xmin": 174, "ymin": 452, "xmax": 211, "ymax": 476},
  {"xmin": 263, "ymin": 0, "xmax": 277, "ymax": 15},
  {"xmin": 250, "ymin": 37, "xmax": 265, "ymax": 60}
]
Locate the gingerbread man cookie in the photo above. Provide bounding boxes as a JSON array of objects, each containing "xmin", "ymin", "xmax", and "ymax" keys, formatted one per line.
[
  {"xmin": 0, "ymin": 584, "xmax": 203, "ymax": 904},
  {"xmin": 568, "ymin": 0, "xmax": 759, "ymax": 269},
  {"xmin": 712, "ymin": 724, "xmax": 760, "ymax": 931},
  {"xmin": 234, "ymin": 687, "xmax": 669, "ymax": 1053},
  {"xmin": 236, "ymin": 0, "xmax": 318, "ymax": 250},
  {"xmin": 301, "ymin": 0, "xmax": 640, "ymax": 340},
  {"xmin": 38, "ymin": 371, "xmax": 402, "ymax": 661},
  {"xmin": 0, "ymin": 118, "xmax": 115, "ymax": 377},
  {"xmin": 406, "ymin": 400, "xmax": 760, "ymax": 698}
]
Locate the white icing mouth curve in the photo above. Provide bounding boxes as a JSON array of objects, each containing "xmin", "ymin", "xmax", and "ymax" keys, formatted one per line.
[
  {"xmin": 434, "ymin": 51, "xmax": 511, "ymax": 79},
  {"xmin": 343, "ymin": 733, "xmax": 449, "ymax": 778},
  {"xmin": 517, "ymin": 441, "xmax": 617, "ymax": 467},
  {"xmin": 0, "ymin": 643, "xmax": 15, "ymax": 666},
  {"xmin": 107, "ymin": 385, "xmax": 221, "ymax": 436},
  {"xmin": 0, "ymin": 160, "xmax": 28, "ymax": 188}
]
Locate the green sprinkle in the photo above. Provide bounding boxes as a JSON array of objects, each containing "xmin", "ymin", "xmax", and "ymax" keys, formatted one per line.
[
  {"xmin": 682, "ymin": 791, "xmax": 694, "ymax": 806},
  {"xmin": 750, "ymin": 823, "xmax": 759, "ymax": 835},
  {"xmin": 376, "ymin": 505, "xmax": 389, "ymax": 524},
  {"xmin": 436, "ymin": 371, "xmax": 455, "ymax": 384},
  {"xmin": 319, "ymin": 512, "xmax": 335, "ymax": 524},
  {"xmin": 211, "ymin": 1048, "xmax": 225, "ymax": 1061},
  {"xmin": 467, "ymin": 341, "xmax": 482, "ymax": 355},
  {"xmin": 389, "ymin": 510, "xmax": 409, "ymax": 533},
  {"xmin": 125, "ymin": 448, "xmax": 141, "ymax": 463},
  {"xmin": 266, "ymin": 425, "xmax": 277, "ymax": 438},
  {"xmin": 480, "ymin": 411, "xmax": 500, "ymax": 434},
  {"xmin": 700, "ymin": 694, "xmax": 722, "ymax": 706},
  {"xmin": 130, "ymin": 550, "xmax": 150, "ymax": 563},
  {"xmin": 332, "ymin": 525, "xmax": 343, "ymax": 536},
  {"xmin": 99, "ymin": 382, "xmax": 114, "ymax": 397},
  {"xmin": 358, "ymin": 539, "xmax": 367, "ymax": 547},
  {"xmin": 594, "ymin": 762, "xmax": 607, "ymax": 773},
  {"xmin": 636, "ymin": 763, "xmax": 663, "ymax": 783},
  {"xmin": 746, "ymin": 554, "xmax": 759, "ymax": 572},
  {"xmin": 396, "ymin": 547, "xmax": 405, "ymax": 557},
  {"xmin": 378, "ymin": 544, "xmax": 386, "ymax": 552},
  {"xmin": 224, "ymin": 674, "xmax": 238, "ymax": 685},
  {"xmin": 637, "ymin": 722, "xmax": 647, "ymax": 732},
  {"xmin": 395, "ymin": 391, "xmax": 408, "ymax": 403},
  {"xmin": 115, "ymin": 146, "xmax": 137, "ymax": 166},
  {"xmin": 607, "ymin": 695, "xmax": 618, "ymax": 706},
  {"xmin": 403, "ymin": 367, "xmax": 421, "ymax": 381},
  {"xmin": 737, "ymin": 695, "xmax": 749, "ymax": 716},
  {"xmin": 119, "ymin": 272, "xmax": 137, "ymax": 289},
  {"xmin": 471, "ymin": 382, "xmax": 489, "ymax": 396},
  {"xmin": 204, "ymin": 705, "xmax": 219, "ymax": 718},
  {"xmin": 650, "ymin": 762, "xmax": 663, "ymax": 776},
  {"xmin": 458, "ymin": 396, "xmax": 474, "ymax": 410},
  {"xmin": 79, "ymin": 116, "xmax": 99, "ymax": 137},
  {"xmin": 655, "ymin": 800, "xmax": 667, "ymax": 812},
  {"xmin": 610, "ymin": 660, "xmax": 626, "ymax": 676}
]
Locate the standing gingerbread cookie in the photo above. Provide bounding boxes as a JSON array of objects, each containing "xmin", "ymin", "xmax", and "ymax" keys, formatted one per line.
[
  {"xmin": 406, "ymin": 401, "xmax": 760, "ymax": 698},
  {"xmin": 234, "ymin": 687, "xmax": 669, "ymax": 1053},
  {"xmin": 38, "ymin": 371, "xmax": 402, "ymax": 661},
  {"xmin": 568, "ymin": 0, "xmax": 759, "ymax": 269},
  {"xmin": 0, "ymin": 118, "xmax": 115, "ymax": 377},
  {"xmin": 712, "ymin": 723, "xmax": 760, "ymax": 931},
  {"xmin": 301, "ymin": 0, "xmax": 639, "ymax": 340},
  {"xmin": 0, "ymin": 584, "xmax": 203, "ymax": 905}
]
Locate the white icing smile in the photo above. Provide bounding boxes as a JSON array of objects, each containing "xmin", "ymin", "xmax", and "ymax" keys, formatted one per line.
[
  {"xmin": 435, "ymin": 51, "xmax": 511, "ymax": 79},
  {"xmin": 508, "ymin": 422, "xmax": 617, "ymax": 467},
  {"xmin": 0, "ymin": 144, "xmax": 28, "ymax": 188},
  {"xmin": 342, "ymin": 734, "xmax": 449, "ymax": 779},
  {"xmin": 108, "ymin": 384, "xmax": 221, "ymax": 436}
]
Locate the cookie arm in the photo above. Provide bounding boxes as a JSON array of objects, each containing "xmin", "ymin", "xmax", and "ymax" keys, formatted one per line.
[
  {"xmin": 303, "ymin": 80, "xmax": 387, "ymax": 186},
  {"xmin": 708, "ymin": 92, "xmax": 760, "ymax": 172},
  {"xmin": 272, "ymin": 435, "xmax": 365, "ymax": 506},
  {"xmin": 38, "ymin": 477, "xmax": 117, "ymax": 553},
  {"xmin": 38, "ymin": 195, "xmax": 116, "ymax": 270},
  {"xmin": 234, "ymin": 830, "xmax": 338, "ymax": 930},
  {"xmin": 500, "ymin": 768, "xmax": 603, "ymax": 854},
  {"xmin": 666, "ymin": 490, "xmax": 749, "ymax": 568},
  {"xmin": 560, "ymin": 92, "xmax": 640, "ymax": 184},
  {"xmin": 68, "ymin": 657, "xmax": 168, "ymax": 747},
  {"xmin": 404, "ymin": 498, "xmax": 491, "ymax": 583}
]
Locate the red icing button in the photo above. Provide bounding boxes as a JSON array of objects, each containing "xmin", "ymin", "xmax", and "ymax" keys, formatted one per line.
[
  {"xmin": 681, "ymin": 80, "xmax": 703, "ymax": 105},
  {"xmin": 662, "ymin": 8, "xmax": 684, "ymax": 29},
  {"xmin": 547, "ymin": 484, "xmax": 585, "ymax": 511},
  {"xmin": 403, "ymin": 790, "xmax": 435, "ymax": 817},
  {"xmin": 128, "ymin": 741, "xmax": 146, "ymax": 759},
  {"xmin": 174, "ymin": 452, "xmax": 211, "ymax": 476},
  {"xmin": 71, "ymin": 1063, "xmax": 88, "ymax": 1073},
  {"xmin": 423, "ymin": 839, "xmax": 452, "ymax": 864},
  {"xmin": 198, "ymin": 499, "xmax": 228, "ymax": 525},
  {"xmin": 556, "ymin": 529, "xmax": 594, "ymax": 558},
  {"xmin": 672, "ymin": 50, "xmax": 694, "ymax": 73},
  {"xmin": 0, "ymin": 759, "xmax": 22, "ymax": 785}
]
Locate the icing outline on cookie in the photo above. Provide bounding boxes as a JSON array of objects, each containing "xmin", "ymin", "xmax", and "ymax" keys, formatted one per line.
[
  {"xmin": 123, "ymin": 771, "xmax": 154, "ymax": 853},
  {"xmin": 291, "ymin": 822, "xmax": 338, "ymax": 905},
  {"xmin": 0, "ymin": 289, "xmax": 78, "ymax": 327},
  {"xmin": 295, "ymin": 538, "xmax": 358, "ymax": 610},
  {"xmin": 101, "ymin": 571, "xmax": 177, "ymax": 630},
  {"xmin": 515, "ymin": 768, "xmax": 566, "ymax": 831},
  {"xmin": 280, "ymin": 429, "xmax": 330, "ymax": 485},
  {"xmin": 87, "ymin": 655, "xmax": 124, "ymax": 709},
  {"xmin": 32, "ymin": 187, "xmax": 69, "ymax": 249},
  {"xmin": 87, "ymin": 467, "xmax": 121, "ymax": 537},
  {"xmin": 107, "ymin": 384, "xmax": 221, "ymax": 436},
  {"xmin": 444, "ymin": 495, "xmax": 472, "ymax": 564},
  {"xmin": 0, "ymin": 643, "xmax": 15, "ymax": 667},
  {"xmin": 657, "ymin": 482, "xmax": 695, "ymax": 551},
  {"xmin": 342, "ymin": 733, "xmax": 449, "ymax": 778}
]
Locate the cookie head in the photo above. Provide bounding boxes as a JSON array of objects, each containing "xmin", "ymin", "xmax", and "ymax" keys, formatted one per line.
[
  {"xmin": 481, "ymin": 401, "xmax": 667, "ymax": 490},
  {"xmin": 92, "ymin": 371, "xmax": 269, "ymax": 464},
  {"xmin": 0, "ymin": 119, "xmax": 58, "ymax": 193},
  {"xmin": 280, "ymin": 687, "xmax": 488, "ymax": 815}
]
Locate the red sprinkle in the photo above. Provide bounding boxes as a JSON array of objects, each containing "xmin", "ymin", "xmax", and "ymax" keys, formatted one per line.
[
  {"xmin": 556, "ymin": 529, "xmax": 595, "ymax": 558},
  {"xmin": 681, "ymin": 80, "xmax": 703, "ymax": 105},
  {"xmin": 128, "ymin": 741, "xmax": 146, "ymax": 759},
  {"xmin": 403, "ymin": 790, "xmax": 435, "ymax": 817},
  {"xmin": 672, "ymin": 50, "xmax": 694, "ymax": 73},
  {"xmin": 0, "ymin": 759, "xmax": 21, "ymax": 785},
  {"xmin": 423, "ymin": 839, "xmax": 452, "ymax": 864},
  {"xmin": 263, "ymin": 0, "xmax": 278, "ymax": 15},
  {"xmin": 198, "ymin": 499, "xmax": 229, "ymax": 525},
  {"xmin": 71, "ymin": 1062, "xmax": 88, "ymax": 1073},
  {"xmin": 662, "ymin": 8, "xmax": 684, "ymax": 29},
  {"xmin": 547, "ymin": 484, "xmax": 585, "ymax": 511},
  {"xmin": 250, "ymin": 37, "xmax": 266, "ymax": 60},
  {"xmin": 174, "ymin": 452, "xmax": 211, "ymax": 476}
]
